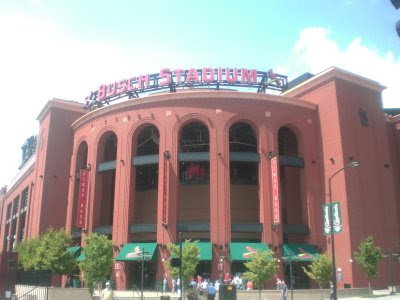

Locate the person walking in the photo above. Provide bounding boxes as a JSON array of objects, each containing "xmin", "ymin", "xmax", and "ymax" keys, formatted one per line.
[
  {"xmin": 101, "ymin": 281, "xmax": 115, "ymax": 300},
  {"xmin": 281, "ymin": 281, "xmax": 288, "ymax": 300},
  {"xmin": 207, "ymin": 283, "xmax": 216, "ymax": 300}
]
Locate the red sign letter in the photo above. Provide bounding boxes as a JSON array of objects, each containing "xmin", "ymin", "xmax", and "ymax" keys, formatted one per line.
[
  {"xmin": 98, "ymin": 85, "xmax": 107, "ymax": 101},
  {"xmin": 202, "ymin": 68, "xmax": 215, "ymax": 83},
  {"xmin": 137, "ymin": 74, "xmax": 149, "ymax": 89},
  {"xmin": 241, "ymin": 69, "xmax": 257, "ymax": 84},
  {"xmin": 186, "ymin": 68, "xmax": 199, "ymax": 83},
  {"xmin": 226, "ymin": 68, "xmax": 238, "ymax": 84},
  {"xmin": 118, "ymin": 79, "xmax": 127, "ymax": 94},
  {"xmin": 159, "ymin": 68, "xmax": 171, "ymax": 86}
]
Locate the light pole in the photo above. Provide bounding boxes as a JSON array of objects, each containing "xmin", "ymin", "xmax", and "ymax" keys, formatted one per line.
[
  {"xmin": 139, "ymin": 248, "xmax": 149, "ymax": 300},
  {"xmin": 329, "ymin": 161, "xmax": 359, "ymax": 300},
  {"xmin": 383, "ymin": 251, "xmax": 400, "ymax": 295},
  {"xmin": 179, "ymin": 232, "xmax": 183, "ymax": 300}
]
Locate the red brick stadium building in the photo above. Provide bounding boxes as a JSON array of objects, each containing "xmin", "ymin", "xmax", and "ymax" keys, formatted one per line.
[{"xmin": 1, "ymin": 67, "xmax": 399, "ymax": 291}]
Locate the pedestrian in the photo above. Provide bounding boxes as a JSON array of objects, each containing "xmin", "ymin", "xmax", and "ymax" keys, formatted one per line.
[
  {"xmin": 280, "ymin": 281, "xmax": 288, "ymax": 300},
  {"xmin": 207, "ymin": 282, "xmax": 216, "ymax": 300},
  {"xmin": 224, "ymin": 272, "xmax": 231, "ymax": 284},
  {"xmin": 215, "ymin": 280, "xmax": 220, "ymax": 292},
  {"xmin": 172, "ymin": 278, "xmax": 176, "ymax": 294},
  {"xmin": 101, "ymin": 281, "xmax": 115, "ymax": 300},
  {"xmin": 276, "ymin": 277, "xmax": 282, "ymax": 290},
  {"xmin": 246, "ymin": 280, "xmax": 253, "ymax": 290}
]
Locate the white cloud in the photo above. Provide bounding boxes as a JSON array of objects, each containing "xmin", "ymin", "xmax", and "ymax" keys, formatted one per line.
[{"xmin": 282, "ymin": 27, "xmax": 400, "ymax": 108}]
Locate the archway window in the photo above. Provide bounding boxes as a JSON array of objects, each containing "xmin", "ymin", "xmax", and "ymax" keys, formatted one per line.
[
  {"xmin": 178, "ymin": 121, "xmax": 210, "ymax": 241},
  {"xmin": 229, "ymin": 122, "xmax": 260, "ymax": 242}
]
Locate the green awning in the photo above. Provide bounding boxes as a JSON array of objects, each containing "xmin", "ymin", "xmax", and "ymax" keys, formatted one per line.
[
  {"xmin": 230, "ymin": 242, "xmax": 269, "ymax": 261},
  {"xmin": 67, "ymin": 246, "xmax": 81, "ymax": 258},
  {"xmin": 116, "ymin": 243, "xmax": 157, "ymax": 261},
  {"xmin": 170, "ymin": 242, "xmax": 212, "ymax": 261},
  {"xmin": 282, "ymin": 244, "xmax": 319, "ymax": 262},
  {"xmin": 77, "ymin": 252, "xmax": 85, "ymax": 262}
]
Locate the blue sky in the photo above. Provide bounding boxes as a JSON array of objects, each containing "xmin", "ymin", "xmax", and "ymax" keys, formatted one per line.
[{"xmin": 0, "ymin": 0, "xmax": 399, "ymax": 186}]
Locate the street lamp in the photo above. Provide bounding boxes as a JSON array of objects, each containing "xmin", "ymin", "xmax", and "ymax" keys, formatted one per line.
[
  {"xmin": 382, "ymin": 251, "xmax": 400, "ymax": 295},
  {"xmin": 329, "ymin": 161, "xmax": 359, "ymax": 300}
]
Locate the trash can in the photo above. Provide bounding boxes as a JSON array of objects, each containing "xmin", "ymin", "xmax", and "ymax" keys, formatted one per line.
[
  {"xmin": 218, "ymin": 284, "xmax": 237, "ymax": 300},
  {"xmin": 72, "ymin": 278, "xmax": 80, "ymax": 288}
]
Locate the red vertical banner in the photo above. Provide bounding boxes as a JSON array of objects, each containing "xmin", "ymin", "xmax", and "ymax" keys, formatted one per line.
[
  {"xmin": 162, "ymin": 156, "xmax": 168, "ymax": 224},
  {"xmin": 271, "ymin": 156, "xmax": 280, "ymax": 224},
  {"xmin": 76, "ymin": 169, "xmax": 89, "ymax": 228}
]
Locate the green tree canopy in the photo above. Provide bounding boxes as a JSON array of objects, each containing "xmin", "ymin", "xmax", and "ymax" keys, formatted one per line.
[
  {"xmin": 243, "ymin": 249, "xmax": 278, "ymax": 300},
  {"xmin": 302, "ymin": 252, "xmax": 332, "ymax": 289},
  {"xmin": 80, "ymin": 233, "xmax": 114, "ymax": 294},
  {"xmin": 16, "ymin": 227, "xmax": 77, "ymax": 279},
  {"xmin": 354, "ymin": 236, "xmax": 382, "ymax": 294},
  {"xmin": 15, "ymin": 237, "xmax": 40, "ymax": 271},
  {"xmin": 167, "ymin": 239, "xmax": 200, "ymax": 287},
  {"xmin": 34, "ymin": 227, "xmax": 77, "ymax": 276}
]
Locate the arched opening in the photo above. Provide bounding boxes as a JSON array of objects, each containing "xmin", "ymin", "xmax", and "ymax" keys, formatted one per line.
[
  {"xmin": 71, "ymin": 141, "xmax": 88, "ymax": 244},
  {"xmin": 127, "ymin": 125, "xmax": 159, "ymax": 290},
  {"xmin": 178, "ymin": 122, "xmax": 211, "ymax": 277},
  {"xmin": 278, "ymin": 126, "xmax": 310, "ymax": 289},
  {"xmin": 229, "ymin": 122, "xmax": 260, "ymax": 274},
  {"xmin": 132, "ymin": 125, "xmax": 159, "ymax": 237},
  {"xmin": 93, "ymin": 132, "xmax": 117, "ymax": 240}
]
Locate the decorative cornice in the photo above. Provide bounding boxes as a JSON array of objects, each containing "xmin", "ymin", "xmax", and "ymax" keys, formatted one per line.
[
  {"xmin": 71, "ymin": 91, "xmax": 318, "ymax": 130},
  {"xmin": 282, "ymin": 67, "xmax": 385, "ymax": 98},
  {"xmin": 37, "ymin": 98, "xmax": 86, "ymax": 122}
]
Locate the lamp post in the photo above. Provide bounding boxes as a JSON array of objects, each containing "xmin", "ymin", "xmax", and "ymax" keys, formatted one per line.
[
  {"xmin": 383, "ymin": 251, "xmax": 400, "ymax": 295},
  {"xmin": 328, "ymin": 161, "xmax": 359, "ymax": 300},
  {"xmin": 179, "ymin": 232, "xmax": 183, "ymax": 300},
  {"xmin": 139, "ymin": 248, "xmax": 149, "ymax": 300}
]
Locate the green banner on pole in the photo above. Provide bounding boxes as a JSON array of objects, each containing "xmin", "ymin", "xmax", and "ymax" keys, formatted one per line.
[{"xmin": 323, "ymin": 202, "xmax": 342, "ymax": 235}]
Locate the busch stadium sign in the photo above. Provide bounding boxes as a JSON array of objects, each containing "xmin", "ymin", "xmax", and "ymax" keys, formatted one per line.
[{"xmin": 85, "ymin": 67, "xmax": 287, "ymax": 110}]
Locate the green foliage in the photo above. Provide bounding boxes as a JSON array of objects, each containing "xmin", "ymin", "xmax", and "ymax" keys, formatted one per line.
[
  {"xmin": 167, "ymin": 239, "xmax": 200, "ymax": 286},
  {"xmin": 34, "ymin": 227, "xmax": 77, "ymax": 276},
  {"xmin": 80, "ymin": 233, "xmax": 114, "ymax": 294},
  {"xmin": 354, "ymin": 236, "xmax": 382, "ymax": 283},
  {"xmin": 302, "ymin": 253, "xmax": 332, "ymax": 288},
  {"xmin": 243, "ymin": 249, "xmax": 278, "ymax": 291},
  {"xmin": 15, "ymin": 228, "xmax": 76, "ymax": 277},
  {"xmin": 15, "ymin": 237, "xmax": 40, "ymax": 271}
]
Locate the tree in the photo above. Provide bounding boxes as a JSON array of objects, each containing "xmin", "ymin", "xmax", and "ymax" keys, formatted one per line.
[
  {"xmin": 16, "ymin": 228, "xmax": 77, "ymax": 285},
  {"xmin": 302, "ymin": 253, "xmax": 332, "ymax": 289},
  {"xmin": 34, "ymin": 228, "xmax": 77, "ymax": 285},
  {"xmin": 243, "ymin": 249, "xmax": 278, "ymax": 300},
  {"xmin": 302, "ymin": 252, "xmax": 332, "ymax": 300},
  {"xmin": 354, "ymin": 236, "xmax": 382, "ymax": 295},
  {"xmin": 15, "ymin": 237, "xmax": 40, "ymax": 271},
  {"xmin": 167, "ymin": 240, "xmax": 200, "ymax": 293},
  {"xmin": 80, "ymin": 233, "xmax": 114, "ymax": 294}
]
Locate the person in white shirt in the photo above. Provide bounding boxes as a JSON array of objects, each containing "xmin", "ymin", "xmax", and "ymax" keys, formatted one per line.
[{"xmin": 101, "ymin": 281, "xmax": 115, "ymax": 300}]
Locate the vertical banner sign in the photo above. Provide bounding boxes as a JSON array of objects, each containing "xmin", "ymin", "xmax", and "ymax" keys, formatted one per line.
[
  {"xmin": 323, "ymin": 202, "xmax": 343, "ymax": 235},
  {"xmin": 76, "ymin": 169, "xmax": 89, "ymax": 228},
  {"xmin": 162, "ymin": 156, "xmax": 168, "ymax": 224},
  {"xmin": 271, "ymin": 156, "xmax": 280, "ymax": 224}
]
